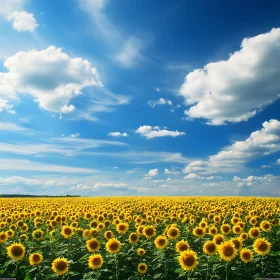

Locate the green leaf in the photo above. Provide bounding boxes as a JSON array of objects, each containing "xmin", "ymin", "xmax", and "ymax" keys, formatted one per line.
[{"xmin": 153, "ymin": 273, "xmax": 163, "ymax": 279}]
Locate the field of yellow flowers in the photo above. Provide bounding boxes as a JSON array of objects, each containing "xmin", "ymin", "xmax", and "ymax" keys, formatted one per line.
[{"xmin": 0, "ymin": 197, "xmax": 279, "ymax": 279}]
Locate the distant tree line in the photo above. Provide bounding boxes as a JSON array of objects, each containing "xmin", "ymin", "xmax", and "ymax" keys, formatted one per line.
[{"xmin": 0, "ymin": 194, "xmax": 81, "ymax": 198}]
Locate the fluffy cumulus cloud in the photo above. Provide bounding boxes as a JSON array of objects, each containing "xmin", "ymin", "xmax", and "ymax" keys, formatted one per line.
[
  {"xmin": 136, "ymin": 125, "xmax": 185, "ymax": 139},
  {"xmin": 108, "ymin": 132, "xmax": 128, "ymax": 137},
  {"xmin": 164, "ymin": 168, "xmax": 180, "ymax": 175},
  {"xmin": 184, "ymin": 173, "xmax": 221, "ymax": 180},
  {"xmin": 146, "ymin": 168, "xmax": 159, "ymax": 177},
  {"xmin": 8, "ymin": 11, "xmax": 38, "ymax": 31},
  {"xmin": 233, "ymin": 174, "xmax": 279, "ymax": 187},
  {"xmin": 0, "ymin": 46, "xmax": 102, "ymax": 114},
  {"xmin": 148, "ymin": 98, "xmax": 173, "ymax": 108},
  {"xmin": 183, "ymin": 119, "xmax": 280, "ymax": 173},
  {"xmin": 180, "ymin": 28, "xmax": 280, "ymax": 125}
]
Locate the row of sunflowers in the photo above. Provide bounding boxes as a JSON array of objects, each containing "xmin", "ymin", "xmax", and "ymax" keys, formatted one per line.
[{"xmin": 0, "ymin": 196, "xmax": 279, "ymax": 279}]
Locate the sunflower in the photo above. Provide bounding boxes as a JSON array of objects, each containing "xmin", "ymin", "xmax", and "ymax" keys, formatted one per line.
[
  {"xmin": 86, "ymin": 238, "xmax": 100, "ymax": 252},
  {"xmin": 213, "ymin": 234, "xmax": 225, "ymax": 245},
  {"xmin": 29, "ymin": 253, "xmax": 43, "ymax": 265},
  {"xmin": 240, "ymin": 233, "xmax": 248, "ymax": 240},
  {"xmin": 167, "ymin": 227, "xmax": 180, "ymax": 240},
  {"xmin": 230, "ymin": 238, "xmax": 242, "ymax": 252},
  {"xmin": 0, "ymin": 231, "xmax": 8, "ymax": 243},
  {"xmin": 143, "ymin": 226, "xmax": 156, "ymax": 239},
  {"xmin": 240, "ymin": 249, "xmax": 253, "ymax": 263},
  {"xmin": 137, "ymin": 248, "xmax": 146, "ymax": 256},
  {"xmin": 32, "ymin": 229, "xmax": 44, "ymax": 240},
  {"xmin": 83, "ymin": 229, "xmax": 92, "ymax": 240},
  {"xmin": 260, "ymin": 221, "xmax": 271, "ymax": 232},
  {"xmin": 154, "ymin": 235, "xmax": 168, "ymax": 249},
  {"xmin": 88, "ymin": 254, "xmax": 103, "ymax": 270},
  {"xmin": 7, "ymin": 243, "xmax": 25, "ymax": 261},
  {"xmin": 249, "ymin": 227, "xmax": 261, "ymax": 239},
  {"xmin": 61, "ymin": 226, "xmax": 74, "ymax": 239},
  {"xmin": 221, "ymin": 224, "xmax": 231, "ymax": 235},
  {"xmin": 178, "ymin": 250, "xmax": 198, "ymax": 271},
  {"xmin": 232, "ymin": 225, "xmax": 242, "ymax": 234},
  {"xmin": 192, "ymin": 227, "xmax": 206, "ymax": 238},
  {"xmin": 52, "ymin": 258, "xmax": 69, "ymax": 275},
  {"xmin": 253, "ymin": 238, "xmax": 271, "ymax": 256},
  {"xmin": 106, "ymin": 238, "xmax": 121, "ymax": 254},
  {"xmin": 175, "ymin": 239, "xmax": 190, "ymax": 253},
  {"xmin": 203, "ymin": 241, "xmax": 217, "ymax": 256},
  {"xmin": 129, "ymin": 233, "xmax": 139, "ymax": 244},
  {"xmin": 137, "ymin": 225, "xmax": 145, "ymax": 236},
  {"xmin": 208, "ymin": 226, "xmax": 218, "ymax": 236},
  {"xmin": 138, "ymin": 263, "xmax": 148, "ymax": 274},
  {"xmin": 218, "ymin": 241, "xmax": 237, "ymax": 262},
  {"xmin": 116, "ymin": 223, "xmax": 129, "ymax": 234},
  {"xmin": 104, "ymin": 230, "xmax": 114, "ymax": 240}
]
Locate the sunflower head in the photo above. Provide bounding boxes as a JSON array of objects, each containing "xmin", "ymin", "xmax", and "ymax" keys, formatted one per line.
[
  {"xmin": 260, "ymin": 221, "xmax": 271, "ymax": 232},
  {"xmin": 249, "ymin": 227, "xmax": 261, "ymax": 239},
  {"xmin": 116, "ymin": 223, "xmax": 129, "ymax": 234},
  {"xmin": 193, "ymin": 227, "xmax": 206, "ymax": 238},
  {"xmin": 230, "ymin": 238, "xmax": 242, "ymax": 252},
  {"xmin": 143, "ymin": 226, "xmax": 156, "ymax": 239},
  {"xmin": 61, "ymin": 226, "xmax": 74, "ymax": 239},
  {"xmin": 253, "ymin": 238, "xmax": 271, "ymax": 256},
  {"xmin": 83, "ymin": 229, "xmax": 92, "ymax": 240},
  {"xmin": 86, "ymin": 238, "xmax": 100, "ymax": 252},
  {"xmin": 221, "ymin": 224, "xmax": 231, "ymax": 235},
  {"xmin": 106, "ymin": 238, "xmax": 121, "ymax": 254},
  {"xmin": 29, "ymin": 253, "xmax": 43, "ymax": 265},
  {"xmin": 32, "ymin": 229, "xmax": 44, "ymax": 240},
  {"xmin": 167, "ymin": 227, "xmax": 180, "ymax": 240},
  {"xmin": 240, "ymin": 248, "xmax": 253, "ymax": 263},
  {"xmin": 178, "ymin": 250, "xmax": 198, "ymax": 271},
  {"xmin": 213, "ymin": 234, "xmax": 225, "ymax": 245},
  {"xmin": 7, "ymin": 242, "xmax": 25, "ymax": 261},
  {"xmin": 129, "ymin": 233, "xmax": 139, "ymax": 244},
  {"xmin": 104, "ymin": 230, "xmax": 114, "ymax": 240},
  {"xmin": 154, "ymin": 235, "xmax": 168, "ymax": 249},
  {"xmin": 137, "ymin": 248, "xmax": 146, "ymax": 256},
  {"xmin": 88, "ymin": 254, "xmax": 103, "ymax": 270},
  {"xmin": 0, "ymin": 231, "xmax": 8, "ymax": 243},
  {"xmin": 138, "ymin": 263, "xmax": 148, "ymax": 274},
  {"xmin": 218, "ymin": 241, "xmax": 237, "ymax": 262},
  {"xmin": 203, "ymin": 241, "xmax": 217, "ymax": 256},
  {"xmin": 208, "ymin": 226, "xmax": 218, "ymax": 236},
  {"xmin": 176, "ymin": 240, "xmax": 190, "ymax": 253},
  {"xmin": 52, "ymin": 258, "xmax": 69, "ymax": 275}
]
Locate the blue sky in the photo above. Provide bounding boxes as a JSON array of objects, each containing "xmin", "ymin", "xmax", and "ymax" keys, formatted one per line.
[{"xmin": 0, "ymin": 0, "xmax": 280, "ymax": 196}]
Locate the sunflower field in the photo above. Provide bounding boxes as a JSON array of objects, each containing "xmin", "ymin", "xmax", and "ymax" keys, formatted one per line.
[{"xmin": 0, "ymin": 197, "xmax": 279, "ymax": 280}]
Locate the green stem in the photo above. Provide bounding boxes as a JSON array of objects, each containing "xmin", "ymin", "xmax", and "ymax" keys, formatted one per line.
[
  {"xmin": 114, "ymin": 254, "xmax": 119, "ymax": 279},
  {"xmin": 226, "ymin": 262, "xmax": 228, "ymax": 280}
]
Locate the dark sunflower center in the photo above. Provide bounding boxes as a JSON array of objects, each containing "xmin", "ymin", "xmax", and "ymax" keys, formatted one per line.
[
  {"xmin": 252, "ymin": 230, "xmax": 259, "ymax": 237},
  {"xmin": 110, "ymin": 242, "xmax": 119, "ymax": 250},
  {"xmin": 11, "ymin": 246, "xmax": 24, "ymax": 257},
  {"xmin": 145, "ymin": 228, "xmax": 154, "ymax": 236},
  {"xmin": 56, "ymin": 261, "xmax": 67, "ymax": 271},
  {"xmin": 263, "ymin": 224, "xmax": 269, "ymax": 229},
  {"xmin": 130, "ymin": 234, "xmax": 137, "ymax": 241},
  {"xmin": 210, "ymin": 229, "xmax": 217, "ymax": 234},
  {"xmin": 139, "ymin": 265, "xmax": 146, "ymax": 271},
  {"xmin": 179, "ymin": 243, "xmax": 189, "ymax": 251},
  {"xmin": 223, "ymin": 246, "xmax": 234, "ymax": 256},
  {"xmin": 232, "ymin": 240, "xmax": 240, "ymax": 249},
  {"xmin": 158, "ymin": 239, "xmax": 166, "ymax": 246},
  {"xmin": 169, "ymin": 229, "xmax": 178, "ymax": 236},
  {"xmin": 223, "ymin": 226, "xmax": 230, "ymax": 232},
  {"xmin": 206, "ymin": 243, "xmax": 216, "ymax": 252},
  {"xmin": 216, "ymin": 237, "xmax": 223, "ymax": 244},
  {"xmin": 64, "ymin": 228, "xmax": 72, "ymax": 235},
  {"xmin": 119, "ymin": 225, "xmax": 125, "ymax": 231},
  {"xmin": 242, "ymin": 252, "xmax": 250, "ymax": 260},
  {"xmin": 258, "ymin": 242, "xmax": 268, "ymax": 251},
  {"xmin": 33, "ymin": 254, "xmax": 41, "ymax": 262},
  {"xmin": 183, "ymin": 255, "xmax": 195, "ymax": 266},
  {"xmin": 92, "ymin": 258, "xmax": 101, "ymax": 266},
  {"xmin": 0, "ymin": 234, "xmax": 6, "ymax": 240},
  {"xmin": 89, "ymin": 241, "xmax": 99, "ymax": 249},
  {"xmin": 196, "ymin": 229, "xmax": 203, "ymax": 235}
]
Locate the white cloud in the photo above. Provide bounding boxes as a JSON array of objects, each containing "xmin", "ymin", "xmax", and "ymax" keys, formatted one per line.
[
  {"xmin": 183, "ymin": 119, "xmax": 280, "ymax": 174},
  {"xmin": 136, "ymin": 125, "xmax": 185, "ymax": 139},
  {"xmin": 8, "ymin": 11, "xmax": 38, "ymax": 31},
  {"xmin": 0, "ymin": 122, "xmax": 33, "ymax": 134},
  {"xmin": 80, "ymin": 0, "xmax": 144, "ymax": 68},
  {"xmin": 0, "ymin": 46, "xmax": 102, "ymax": 114},
  {"xmin": 0, "ymin": 0, "xmax": 24, "ymax": 18},
  {"xmin": 108, "ymin": 132, "xmax": 128, "ymax": 137},
  {"xmin": 261, "ymin": 165, "xmax": 271, "ymax": 168},
  {"xmin": 148, "ymin": 98, "xmax": 173, "ymax": 108},
  {"xmin": 0, "ymin": 159, "xmax": 97, "ymax": 173},
  {"xmin": 180, "ymin": 28, "xmax": 280, "ymax": 125},
  {"xmin": 0, "ymin": 98, "xmax": 15, "ymax": 113},
  {"xmin": 156, "ymin": 88, "xmax": 160, "ymax": 92},
  {"xmin": 184, "ymin": 173, "xmax": 200, "ymax": 179},
  {"xmin": 233, "ymin": 174, "xmax": 279, "ymax": 187},
  {"xmin": 184, "ymin": 173, "xmax": 221, "ymax": 180},
  {"xmin": 277, "ymin": 159, "xmax": 280, "ymax": 165},
  {"xmin": 70, "ymin": 133, "xmax": 80, "ymax": 138},
  {"xmin": 164, "ymin": 168, "xmax": 180, "ymax": 175},
  {"xmin": 146, "ymin": 168, "xmax": 158, "ymax": 177},
  {"xmin": 115, "ymin": 37, "xmax": 144, "ymax": 68}
]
